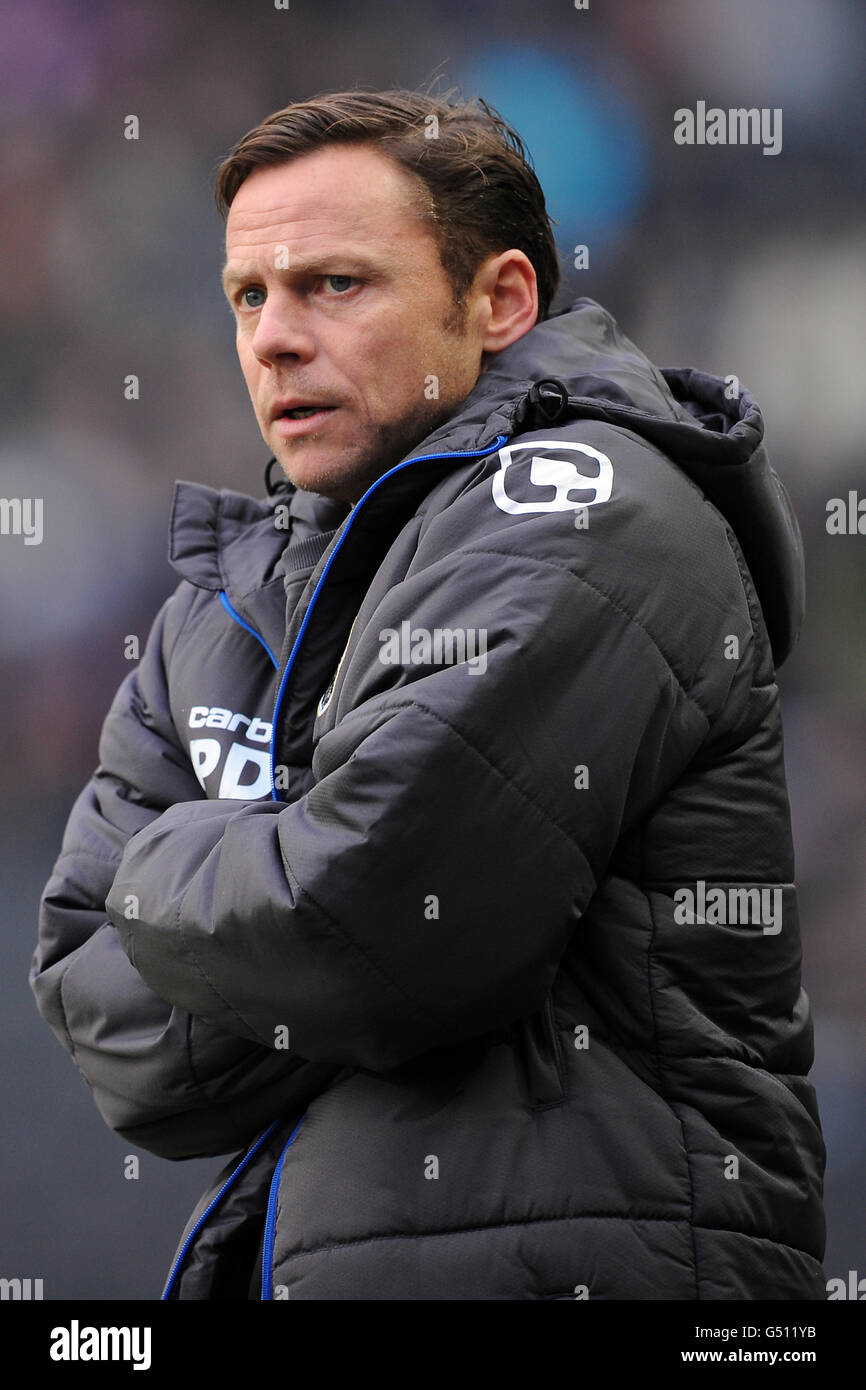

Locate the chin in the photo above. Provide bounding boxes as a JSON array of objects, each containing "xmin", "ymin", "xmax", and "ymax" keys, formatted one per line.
[{"xmin": 278, "ymin": 452, "xmax": 367, "ymax": 503}]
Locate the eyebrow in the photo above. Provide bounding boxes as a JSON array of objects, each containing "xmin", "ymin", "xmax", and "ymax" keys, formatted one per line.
[{"xmin": 221, "ymin": 253, "xmax": 379, "ymax": 296}]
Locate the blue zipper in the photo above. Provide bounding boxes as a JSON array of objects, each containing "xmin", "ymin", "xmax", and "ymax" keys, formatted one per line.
[
  {"xmin": 268, "ymin": 434, "xmax": 509, "ymax": 800},
  {"xmin": 260, "ymin": 1114, "xmax": 307, "ymax": 1300},
  {"xmin": 161, "ymin": 1118, "xmax": 282, "ymax": 1300},
  {"xmin": 219, "ymin": 591, "xmax": 278, "ymax": 669}
]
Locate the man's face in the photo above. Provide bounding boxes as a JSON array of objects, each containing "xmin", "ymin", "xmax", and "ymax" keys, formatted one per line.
[{"xmin": 223, "ymin": 144, "xmax": 490, "ymax": 503}]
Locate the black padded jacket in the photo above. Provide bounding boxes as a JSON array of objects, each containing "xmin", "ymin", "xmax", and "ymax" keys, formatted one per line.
[{"xmin": 32, "ymin": 298, "xmax": 826, "ymax": 1300}]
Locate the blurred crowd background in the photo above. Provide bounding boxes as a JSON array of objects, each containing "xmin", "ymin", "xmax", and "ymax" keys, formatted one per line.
[{"xmin": 2, "ymin": 0, "xmax": 864, "ymax": 1298}]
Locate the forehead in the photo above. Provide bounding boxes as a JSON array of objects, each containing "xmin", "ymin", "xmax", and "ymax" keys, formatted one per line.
[{"xmin": 223, "ymin": 143, "xmax": 432, "ymax": 268}]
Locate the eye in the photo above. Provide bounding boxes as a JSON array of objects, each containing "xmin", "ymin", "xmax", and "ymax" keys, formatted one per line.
[
  {"xmin": 239, "ymin": 286, "xmax": 265, "ymax": 309},
  {"xmin": 323, "ymin": 275, "xmax": 357, "ymax": 294}
]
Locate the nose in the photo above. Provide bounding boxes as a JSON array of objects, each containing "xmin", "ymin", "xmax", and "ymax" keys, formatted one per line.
[{"xmin": 250, "ymin": 288, "xmax": 316, "ymax": 367}]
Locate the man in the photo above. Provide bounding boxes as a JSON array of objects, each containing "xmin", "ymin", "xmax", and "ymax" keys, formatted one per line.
[{"xmin": 32, "ymin": 89, "xmax": 826, "ymax": 1300}]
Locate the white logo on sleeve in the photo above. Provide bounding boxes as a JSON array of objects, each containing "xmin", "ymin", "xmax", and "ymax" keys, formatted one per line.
[{"xmin": 491, "ymin": 440, "xmax": 613, "ymax": 514}]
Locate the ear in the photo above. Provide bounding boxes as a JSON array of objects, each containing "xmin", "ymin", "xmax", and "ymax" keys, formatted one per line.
[{"xmin": 475, "ymin": 250, "xmax": 539, "ymax": 356}]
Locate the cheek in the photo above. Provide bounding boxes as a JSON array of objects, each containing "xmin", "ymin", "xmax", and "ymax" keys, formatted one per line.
[
  {"xmin": 335, "ymin": 303, "xmax": 459, "ymax": 414},
  {"xmin": 369, "ymin": 318, "xmax": 447, "ymax": 395},
  {"xmin": 237, "ymin": 340, "xmax": 262, "ymax": 389}
]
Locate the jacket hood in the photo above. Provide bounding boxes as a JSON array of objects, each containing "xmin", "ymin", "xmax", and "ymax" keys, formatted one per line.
[{"xmin": 452, "ymin": 298, "xmax": 805, "ymax": 667}]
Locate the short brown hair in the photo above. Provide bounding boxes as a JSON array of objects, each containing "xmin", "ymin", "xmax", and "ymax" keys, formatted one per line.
[{"xmin": 214, "ymin": 88, "xmax": 561, "ymax": 323}]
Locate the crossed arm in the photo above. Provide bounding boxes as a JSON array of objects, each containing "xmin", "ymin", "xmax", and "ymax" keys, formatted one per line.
[
  {"xmin": 31, "ymin": 587, "xmax": 340, "ymax": 1160},
  {"xmin": 34, "ymin": 544, "xmax": 708, "ymax": 1160}
]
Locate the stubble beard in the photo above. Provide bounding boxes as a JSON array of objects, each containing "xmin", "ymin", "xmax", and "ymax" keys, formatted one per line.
[{"xmin": 276, "ymin": 394, "xmax": 464, "ymax": 504}]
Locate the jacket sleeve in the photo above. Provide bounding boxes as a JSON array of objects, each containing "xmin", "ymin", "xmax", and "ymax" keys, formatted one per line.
[
  {"xmin": 31, "ymin": 585, "xmax": 332, "ymax": 1160},
  {"xmin": 104, "ymin": 534, "xmax": 727, "ymax": 1074}
]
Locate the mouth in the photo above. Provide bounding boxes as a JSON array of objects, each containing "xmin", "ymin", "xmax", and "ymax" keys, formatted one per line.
[{"xmin": 271, "ymin": 403, "xmax": 337, "ymax": 436}]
